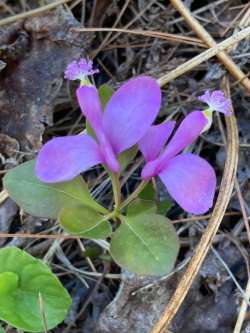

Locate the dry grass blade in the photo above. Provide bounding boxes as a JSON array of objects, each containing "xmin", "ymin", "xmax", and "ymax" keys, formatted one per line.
[
  {"xmin": 234, "ymin": 181, "xmax": 250, "ymax": 244},
  {"xmin": 0, "ymin": 232, "xmax": 80, "ymax": 240},
  {"xmin": 170, "ymin": 0, "xmax": 250, "ymax": 92},
  {"xmin": 75, "ymin": 27, "xmax": 206, "ymax": 48},
  {"xmin": 0, "ymin": 0, "xmax": 71, "ymax": 27},
  {"xmin": 157, "ymin": 26, "xmax": 250, "ymax": 87},
  {"xmin": 0, "ymin": 189, "xmax": 8, "ymax": 204},
  {"xmin": 38, "ymin": 292, "xmax": 48, "ymax": 333},
  {"xmin": 234, "ymin": 277, "xmax": 250, "ymax": 333},
  {"xmin": 151, "ymin": 78, "xmax": 239, "ymax": 333}
]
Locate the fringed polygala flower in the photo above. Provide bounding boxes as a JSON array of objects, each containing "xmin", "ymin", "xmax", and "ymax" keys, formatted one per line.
[
  {"xmin": 198, "ymin": 90, "xmax": 232, "ymax": 115},
  {"xmin": 36, "ymin": 63, "xmax": 161, "ymax": 183},
  {"xmin": 139, "ymin": 111, "xmax": 216, "ymax": 214},
  {"xmin": 198, "ymin": 90, "xmax": 232, "ymax": 132},
  {"xmin": 64, "ymin": 58, "xmax": 99, "ymax": 83}
]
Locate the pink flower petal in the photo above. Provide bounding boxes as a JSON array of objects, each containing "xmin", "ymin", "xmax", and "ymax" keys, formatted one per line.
[
  {"xmin": 141, "ymin": 111, "xmax": 207, "ymax": 180},
  {"xmin": 76, "ymin": 85, "xmax": 104, "ymax": 136},
  {"xmin": 157, "ymin": 111, "xmax": 207, "ymax": 165},
  {"xmin": 35, "ymin": 134, "xmax": 103, "ymax": 183},
  {"xmin": 103, "ymin": 76, "xmax": 161, "ymax": 154},
  {"xmin": 76, "ymin": 85, "xmax": 119, "ymax": 173},
  {"xmin": 138, "ymin": 121, "xmax": 176, "ymax": 162},
  {"xmin": 159, "ymin": 153, "xmax": 216, "ymax": 214}
]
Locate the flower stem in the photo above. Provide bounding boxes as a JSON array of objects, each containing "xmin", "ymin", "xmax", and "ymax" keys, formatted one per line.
[
  {"xmin": 111, "ymin": 173, "xmax": 121, "ymax": 215},
  {"xmin": 121, "ymin": 180, "xmax": 148, "ymax": 209}
]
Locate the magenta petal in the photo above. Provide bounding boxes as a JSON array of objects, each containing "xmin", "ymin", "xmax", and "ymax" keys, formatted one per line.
[
  {"xmin": 76, "ymin": 85, "xmax": 120, "ymax": 172},
  {"xmin": 159, "ymin": 153, "xmax": 216, "ymax": 214},
  {"xmin": 141, "ymin": 111, "xmax": 207, "ymax": 180},
  {"xmin": 138, "ymin": 121, "xmax": 176, "ymax": 161},
  {"xmin": 141, "ymin": 158, "xmax": 161, "ymax": 180},
  {"xmin": 35, "ymin": 134, "xmax": 103, "ymax": 183},
  {"xmin": 76, "ymin": 85, "xmax": 104, "ymax": 136},
  {"xmin": 103, "ymin": 76, "xmax": 161, "ymax": 154},
  {"xmin": 157, "ymin": 111, "xmax": 207, "ymax": 166},
  {"xmin": 98, "ymin": 132, "xmax": 120, "ymax": 173}
]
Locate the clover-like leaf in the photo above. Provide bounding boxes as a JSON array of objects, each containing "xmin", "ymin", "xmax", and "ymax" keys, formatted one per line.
[
  {"xmin": 3, "ymin": 160, "xmax": 106, "ymax": 218},
  {"xmin": 0, "ymin": 247, "xmax": 71, "ymax": 332},
  {"xmin": 60, "ymin": 205, "xmax": 112, "ymax": 239},
  {"xmin": 110, "ymin": 213, "xmax": 179, "ymax": 276}
]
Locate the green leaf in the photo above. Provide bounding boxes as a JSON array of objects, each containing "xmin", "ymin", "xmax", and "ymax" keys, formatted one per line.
[
  {"xmin": 86, "ymin": 121, "xmax": 96, "ymax": 138},
  {"xmin": 0, "ymin": 247, "xmax": 71, "ymax": 332},
  {"xmin": 110, "ymin": 213, "xmax": 179, "ymax": 276},
  {"xmin": 118, "ymin": 145, "xmax": 138, "ymax": 172},
  {"xmin": 158, "ymin": 199, "xmax": 173, "ymax": 215},
  {"xmin": 138, "ymin": 183, "xmax": 173, "ymax": 215},
  {"xmin": 139, "ymin": 182, "xmax": 156, "ymax": 201},
  {"xmin": 0, "ymin": 326, "xmax": 5, "ymax": 333},
  {"xmin": 126, "ymin": 198, "xmax": 157, "ymax": 216},
  {"xmin": 3, "ymin": 160, "xmax": 107, "ymax": 218},
  {"xmin": 60, "ymin": 206, "xmax": 112, "ymax": 239},
  {"xmin": 98, "ymin": 83, "xmax": 113, "ymax": 109},
  {"xmin": 0, "ymin": 272, "xmax": 18, "ymax": 294},
  {"xmin": 81, "ymin": 245, "xmax": 102, "ymax": 259}
]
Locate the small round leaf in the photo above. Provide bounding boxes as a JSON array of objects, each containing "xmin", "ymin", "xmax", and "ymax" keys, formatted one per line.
[
  {"xmin": 110, "ymin": 213, "xmax": 179, "ymax": 276},
  {"xmin": 0, "ymin": 247, "xmax": 71, "ymax": 332}
]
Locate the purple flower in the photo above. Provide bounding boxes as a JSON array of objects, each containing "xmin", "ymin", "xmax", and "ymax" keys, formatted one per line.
[
  {"xmin": 139, "ymin": 111, "xmax": 216, "ymax": 214},
  {"xmin": 36, "ymin": 76, "xmax": 161, "ymax": 183},
  {"xmin": 64, "ymin": 58, "xmax": 99, "ymax": 81},
  {"xmin": 198, "ymin": 90, "xmax": 232, "ymax": 116}
]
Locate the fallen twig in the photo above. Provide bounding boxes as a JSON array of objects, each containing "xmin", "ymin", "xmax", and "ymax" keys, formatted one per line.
[
  {"xmin": 157, "ymin": 26, "xmax": 250, "ymax": 87},
  {"xmin": 169, "ymin": 0, "xmax": 250, "ymax": 92}
]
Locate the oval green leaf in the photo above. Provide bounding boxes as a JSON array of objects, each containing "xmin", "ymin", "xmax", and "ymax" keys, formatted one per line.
[
  {"xmin": 0, "ymin": 247, "xmax": 71, "ymax": 332},
  {"xmin": 3, "ymin": 160, "xmax": 107, "ymax": 218},
  {"xmin": 110, "ymin": 213, "xmax": 179, "ymax": 276},
  {"xmin": 60, "ymin": 206, "xmax": 112, "ymax": 239}
]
